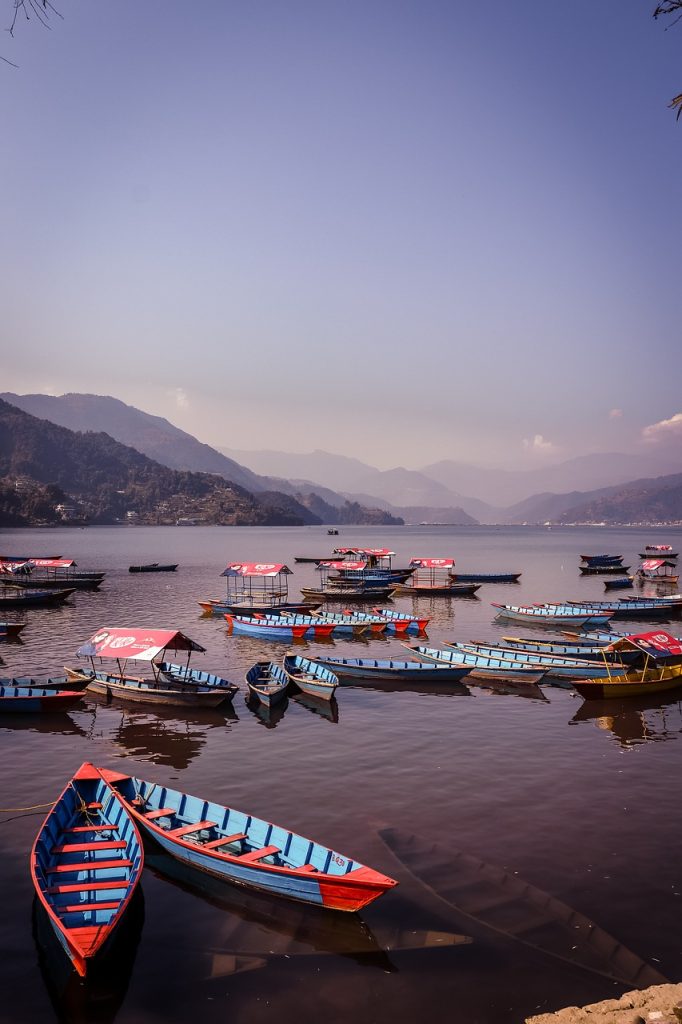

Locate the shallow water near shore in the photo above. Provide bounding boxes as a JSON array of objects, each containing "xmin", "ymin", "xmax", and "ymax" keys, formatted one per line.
[{"xmin": 1, "ymin": 524, "xmax": 681, "ymax": 1024}]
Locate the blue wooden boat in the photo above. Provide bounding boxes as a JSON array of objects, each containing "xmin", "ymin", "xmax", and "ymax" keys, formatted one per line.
[
  {"xmin": 245, "ymin": 662, "xmax": 289, "ymax": 707},
  {"xmin": 370, "ymin": 608, "xmax": 430, "ymax": 633},
  {"xmin": 492, "ymin": 603, "xmax": 613, "ymax": 629},
  {"xmin": 580, "ymin": 564, "xmax": 631, "ymax": 576},
  {"xmin": 311, "ymin": 611, "xmax": 387, "ymax": 635},
  {"xmin": 451, "ymin": 572, "xmax": 522, "ymax": 584},
  {"xmin": 199, "ymin": 599, "xmax": 314, "ymax": 616},
  {"xmin": 604, "ymin": 577, "xmax": 634, "ymax": 590},
  {"xmin": 0, "ymin": 621, "xmax": 26, "ymax": 637},
  {"xmin": 226, "ymin": 613, "xmax": 335, "ymax": 640},
  {"xmin": 282, "ymin": 656, "xmax": 339, "ymax": 701},
  {"xmin": 580, "ymin": 554, "xmax": 624, "ymax": 566},
  {"xmin": 31, "ymin": 762, "xmax": 144, "ymax": 977},
  {"xmin": 1, "ymin": 674, "xmax": 92, "ymax": 692},
  {"xmin": 102, "ymin": 769, "xmax": 398, "ymax": 911},
  {"xmin": 0, "ymin": 588, "xmax": 76, "ymax": 608},
  {"xmin": 389, "ymin": 581, "xmax": 481, "ymax": 596},
  {"xmin": 407, "ymin": 644, "xmax": 547, "ymax": 684},
  {"xmin": 0, "ymin": 685, "xmax": 84, "ymax": 712},
  {"xmin": 300, "ymin": 584, "xmax": 394, "ymax": 602},
  {"xmin": 66, "ymin": 669, "xmax": 230, "ymax": 708},
  {"xmin": 156, "ymin": 662, "xmax": 239, "ymax": 702},
  {"xmin": 302, "ymin": 656, "xmax": 472, "ymax": 683},
  {"xmin": 447, "ymin": 642, "xmax": 628, "ymax": 679},
  {"xmin": 129, "ymin": 563, "xmax": 178, "ymax": 573},
  {"xmin": 499, "ymin": 636, "xmax": 641, "ymax": 664},
  {"xmin": 566, "ymin": 597, "xmax": 682, "ymax": 619}
]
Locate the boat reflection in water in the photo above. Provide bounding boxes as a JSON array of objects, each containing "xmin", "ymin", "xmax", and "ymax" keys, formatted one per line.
[
  {"xmin": 290, "ymin": 691, "xmax": 340, "ymax": 723},
  {"xmin": 0, "ymin": 711, "xmax": 88, "ymax": 738},
  {"xmin": 245, "ymin": 695, "xmax": 289, "ymax": 729},
  {"xmin": 107, "ymin": 703, "xmax": 238, "ymax": 770},
  {"xmin": 144, "ymin": 849, "xmax": 471, "ymax": 975},
  {"xmin": 570, "ymin": 691, "xmax": 682, "ymax": 748},
  {"xmin": 32, "ymin": 889, "xmax": 145, "ymax": 1024}
]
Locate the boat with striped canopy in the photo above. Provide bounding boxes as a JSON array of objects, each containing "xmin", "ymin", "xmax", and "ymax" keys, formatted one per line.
[
  {"xmin": 282, "ymin": 655, "xmax": 339, "ymax": 701},
  {"xmin": 303, "ymin": 656, "xmax": 472, "ymax": 683},
  {"xmin": 66, "ymin": 627, "xmax": 235, "ymax": 707},
  {"xmin": 571, "ymin": 632, "xmax": 682, "ymax": 699},
  {"xmin": 226, "ymin": 614, "xmax": 335, "ymax": 640},
  {"xmin": 492, "ymin": 603, "xmax": 613, "ymax": 628},
  {"xmin": 0, "ymin": 685, "xmax": 84, "ymax": 712},
  {"xmin": 31, "ymin": 762, "xmax": 144, "ymax": 977},
  {"xmin": 406, "ymin": 644, "xmax": 547, "ymax": 684},
  {"xmin": 245, "ymin": 662, "xmax": 289, "ymax": 707},
  {"xmin": 102, "ymin": 768, "xmax": 398, "ymax": 911}
]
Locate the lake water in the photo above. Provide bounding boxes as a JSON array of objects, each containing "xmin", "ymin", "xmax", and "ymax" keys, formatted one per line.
[{"xmin": 1, "ymin": 524, "xmax": 681, "ymax": 1024}]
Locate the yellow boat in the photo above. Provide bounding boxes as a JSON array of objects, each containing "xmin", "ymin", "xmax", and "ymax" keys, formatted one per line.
[{"xmin": 572, "ymin": 630, "xmax": 682, "ymax": 700}]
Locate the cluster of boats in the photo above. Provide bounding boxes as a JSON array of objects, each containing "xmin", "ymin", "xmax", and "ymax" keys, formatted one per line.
[
  {"xmin": 579, "ymin": 549, "xmax": 679, "ymax": 588},
  {"xmin": 33, "ymin": 762, "xmax": 398, "ymax": 977}
]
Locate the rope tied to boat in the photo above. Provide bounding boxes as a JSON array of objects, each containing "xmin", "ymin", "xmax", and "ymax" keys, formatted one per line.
[{"xmin": 0, "ymin": 801, "xmax": 55, "ymax": 812}]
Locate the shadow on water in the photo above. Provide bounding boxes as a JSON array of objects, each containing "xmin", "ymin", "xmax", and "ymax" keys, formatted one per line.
[
  {"xmin": 244, "ymin": 695, "xmax": 289, "ymax": 729},
  {"xmin": 570, "ymin": 691, "xmax": 682, "ymax": 748},
  {"xmin": 144, "ymin": 849, "xmax": 472, "ymax": 973},
  {"xmin": 102, "ymin": 703, "xmax": 238, "ymax": 770},
  {"xmin": 0, "ymin": 712, "xmax": 88, "ymax": 738},
  {"xmin": 290, "ymin": 691, "xmax": 340, "ymax": 723},
  {"xmin": 32, "ymin": 888, "xmax": 145, "ymax": 1024},
  {"xmin": 378, "ymin": 827, "xmax": 668, "ymax": 990}
]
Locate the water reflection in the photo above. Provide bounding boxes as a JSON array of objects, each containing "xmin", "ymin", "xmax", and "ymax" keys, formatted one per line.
[
  {"xmin": 570, "ymin": 692, "xmax": 682, "ymax": 748},
  {"xmin": 145, "ymin": 850, "xmax": 471, "ymax": 972},
  {"xmin": 245, "ymin": 696, "xmax": 289, "ymax": 729},
  {"xmin": 32, "ymin": 889, "xmax": 145, "ymax": 1024},
  {"xmin": 290, "ymin": 692, "xmax": 340, "ymax": 723},
  {"xmin": 105, "ymin": 704, "xmax": 237, "ymax": 769},
  {"xmin": 0, "ymin": 712, "xmax": 88, "ymax": 738},
  {"xmin": 467, "ymin": 680, "xmax": 550, "ymax": 702}
]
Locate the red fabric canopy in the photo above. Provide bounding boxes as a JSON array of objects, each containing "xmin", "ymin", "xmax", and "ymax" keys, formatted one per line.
[
  {"xmin": 409, "ymin": 557, "xmax": 455, "ymax": 569},
  {"xmin": 318, "ymin": 560, "xmax": 368, "ymax": 571},
  {"xmin": 77, "ymin": 627, "xmax": 205, "ymax": 661},
  {"xmin": 221, "ymin": 562, "xmax": 292, "ymax": 577},
  {"xmin": 608, "ymin": 630, "xmax": 682, "ymax": 658}
]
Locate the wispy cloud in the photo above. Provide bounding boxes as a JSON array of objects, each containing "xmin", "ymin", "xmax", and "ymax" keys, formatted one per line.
[
  {"xmin": 642, "ymin": 412, "xmax": 682, "ymax": 443},
  {"xmin": 523, "ymin": 434, "xmax": 558, "ymax": 456},
  {"xmin": 169, "ymin": 387, "xmax": 189, "ymax": 410},
  {"xmin": 609, "ymin": 408, "xmax": 622, "ymax": 419}
]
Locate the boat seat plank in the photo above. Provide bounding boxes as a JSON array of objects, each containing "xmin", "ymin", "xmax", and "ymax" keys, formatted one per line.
[
  {"xmin": 293, "ymin": 863, "xmax": 319, "ymax": 873},
  {"xmin": 238, "ymin": 845, "xmax": 280, "ymax": 863},
  {"xmin": 63, "ymin": 824, "xmax": 119, "ymax": 834},
  {"xmin": 46, "ymin": 879, "xmax": 130, "ymax": 895},
  {"xmin": 203, "ymin": 831, "xmax": 248, "ymax": 850},
  {"xmin": 51, "ymin": 840, "xmax": 126, "ymax": 854},
  {"xmin": 46, "ymin": 858, "xmax": 133, "ymax": 874},
  {"xmin": 85, "ymin": 802, "xmax": 103, "ymax": 810},
  {"xmin": 167, "ymin": 820, "xmax": 218, "ymax": 839},
  {"xmin": 144, "ymin": 807, "xmax": 177, "ymax": 821},
  {"xmin": 56, "ymin": 900, "xmax": 121, "ymax": 915}
]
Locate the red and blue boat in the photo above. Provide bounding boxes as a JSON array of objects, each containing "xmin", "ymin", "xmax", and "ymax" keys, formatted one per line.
[
  {"xmin": 370, "ymin": 607, "xmax": 430, "ymax": 633},
  {"xmin": 0, "ymin": 685, "xmax": 84, "ymax": 712},
  {"xmin": 0, "ymin": 621, "xmax": 26, "ymax": 638},
  {"xmin": 101, "ymin": 768, "xmax": 398, "ymax": 911},
  {"xmin": 31, "ymin": 762, "xmax": 144, "ymax": 977},
  {"xmin": 225, "ymin": 613, "xmax": 335, "ymax": 640}
]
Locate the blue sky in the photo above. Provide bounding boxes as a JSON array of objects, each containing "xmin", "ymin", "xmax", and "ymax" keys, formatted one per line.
[{"xmin": 2, "ymin": 0, "xmax": 681, "ymax": 469}]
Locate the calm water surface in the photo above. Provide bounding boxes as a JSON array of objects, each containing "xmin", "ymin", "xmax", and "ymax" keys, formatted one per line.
[{"xmin": 1, "ymin": 525, "xmax": 681, "ymax": 1024}]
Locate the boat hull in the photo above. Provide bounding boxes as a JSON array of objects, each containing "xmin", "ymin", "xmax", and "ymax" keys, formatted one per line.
[
  {"xmin": 66, "ymin": 669, "xmax": 228, "ymax": 707},
  {"xmin": 0, "ymin": 686, "xmax": 83, "ymax": 712},
  {"xmin": 283, "ymin": 656, "xmax": 338, "ymax": 701},
  {"xmin": 311, "ymin": 657, "xmax": 471, "ymax": 683},
  {"xmin": 389, "ymin": 582, "xmax": 480, "ymax": 596},
  {"xmin": 0, "ymin": 588, "xmax": 75, "ymax": 607}
]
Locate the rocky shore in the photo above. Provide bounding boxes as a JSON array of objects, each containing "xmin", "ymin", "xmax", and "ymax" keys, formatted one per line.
[{"xmin": 527, "ymin": 984, "xmax": 682, "ymax": 1024}]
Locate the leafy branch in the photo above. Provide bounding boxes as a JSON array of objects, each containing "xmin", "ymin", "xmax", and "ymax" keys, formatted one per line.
[{"xmin": 653, "ymin": 0, "xmax": 682, "ymax": 117}]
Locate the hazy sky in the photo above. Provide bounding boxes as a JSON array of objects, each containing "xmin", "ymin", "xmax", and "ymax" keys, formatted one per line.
[{"xmin": 2, "ymin": 1, "xmax": 681, "ymax": 470}]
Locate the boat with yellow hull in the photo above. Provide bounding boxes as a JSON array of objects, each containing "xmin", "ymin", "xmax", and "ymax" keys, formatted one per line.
[{"xmin": 572, "ymin": 663, "xmax": 682, "ymax": 700}]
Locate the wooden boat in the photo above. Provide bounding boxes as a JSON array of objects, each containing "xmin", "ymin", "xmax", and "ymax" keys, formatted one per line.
[
  {"xmin": 389, "ymin": 581, "xmax": 480, "ymax": 597},
  {"xmin": 0, "ymin": 559, "xmax": 105, "ymax": 589},
  {"xmin": 128, "ymin": 563, "xmax": 178, "ymax": 573},
  {"xmin": 579, "ymin": 564, "xmax": 631, "ymax": 576},
  {"xmin": 406, "ymin": 644, "xmax": 546, "ymax": 684},
  {"xmin": 0, "ymin": 553, "xmax": 62, "ymax": 561},
  {"xmin": 636, "ymin": 559, "xmax": 679, "ymax": 584},
  {"xmin": 304, "ymin": 656, "xmax": 472, "ymax": 683},
  {"xmin": 492, "ymin": 603, "xmax": 612, "ymax": 628},
  {"xmin": 327, "ymin": 528, "xmax": 339, "ymax": 535},
  {"xmin": 300, "ymin": 585, "xmax": 394, "ymax": 602},
  {"xmin": 580, "ymin": 554, "xmax": 624, "ymax": 565},
  {"xmin": 294, "ymin": 556, "xmax": 333, "ymax": 564},
  {"xmin": 310, "ymin": 611, "xmax": 387, "ymax": 635},
  {"xmin": 571, "ymin": 631, "xmax": 682, "ymax": 699},
  {"xmin": 226, "ymin": 613, "xmax": 335, "ymax": 640},
  {"xmin": 101, "ymin": 768, "xmax": 397, "ymax": 911},
  {"xmin": 500, "ymin": 635, "xmax": 641, "ymax": 664},
  {"xmin": 639, "ymin": 545, "xmax": 678, "ymax": 559},
  {"xmin": 566, "ymin": 596, "xmax": 682, "ymax": 619},
  {"xmin": 210, "ymin": 562, "xmax": 295, "ymax": 616},
  {"xmin": 0, "ymin": 620, "xmax": 26, "ymax": 637},
  {"xmin": 156, "ymin": 662, "xmax": 239, "ymax": 702},
  {"xmin": 67, "ymin": 626, "xmax": 234, "ymax": 707},
  {"xmin": 0, "ymin": 673, "xmax": 92, "ymax": 692},
  {"xmin": 31, "ymin": 762, "xmax": 143, "ymax": 977},
  {"xmin": 451, "ymin": 572, "xmax": 521, "ymax": 583},
  {"xmin": 282, "ymin": 655, "xmax": 339, "ymax": 701},
  {"xmin": 0, "ymin": 574, "xmax": 103, "ymax": 590},
  {"xmin": 199, "ymin": 599, "xmax": 313, "ymax": 616},
  {"xmin": 378, "ymin": 827, "xmax": 667, "ymax": 988},
  {"xmin": 245, "ymin": 662, "xmax": 289, "ymax": 707},
  {"xmin": 0, "ymin": 685, "xmax": 84, "ymax": 712},
  {"xmin": 0, "ymin": 588, "xmax": 75, "ymax": 607},
  {"xmin": 604, "ymin": 576, "xmax": 634, "ymax": 590},
  {"xmin": 370, "ymin": 608, "xmax": 429, "ymax": 633},
  {"xmin": 447, "ymin": 642, "xmax": 628, "ymax": 679}
]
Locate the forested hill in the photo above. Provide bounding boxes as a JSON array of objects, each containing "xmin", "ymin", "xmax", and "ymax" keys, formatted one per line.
[{"xmin": 0, "ymin": 398, "xmax": 318, "ymax": 526}]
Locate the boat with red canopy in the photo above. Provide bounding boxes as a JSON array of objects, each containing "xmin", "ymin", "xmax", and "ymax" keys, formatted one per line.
[
  {"xmin": 198, "ymin": 563, "xmax": 308, "ymax": 616},
  {"xmin": 636, "ymin": 559, "xmax": 679, "ymax": 584},
  {"xmin": 389, "ymin": 559, "xmax": 480, "ymax": 597},
  {"xmin": 65, "ymin": 628, "xmax": 237, "ymax": 707},
  {"xmin": 639, "ymin": 545, "xmax": 678, "ymax": 559},
  {"xmin": 571, "ymin": 631, "xmax": 682, "ymax": 699}
]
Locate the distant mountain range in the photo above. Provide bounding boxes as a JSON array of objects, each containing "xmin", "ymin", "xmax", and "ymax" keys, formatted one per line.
[{"xmin": 3, "ymin": 392, "xmax": 681, "ymax": 526}]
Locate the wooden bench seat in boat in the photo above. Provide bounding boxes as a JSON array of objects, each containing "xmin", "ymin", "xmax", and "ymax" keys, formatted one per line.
[
  {"xmin": 203, "ymin": 831, "xmax": 248, "ymax": 850},
  {"xmin": 238, "ymin": 845, "xmax": 280, "ymax": 863},
  {"xmin": 56, "ymin": 900, "xmax": 121, "ymax": 915},
  {"xmin": 144, "ymin": 807, "xmax": 177, "ymax": 821},
  {"xmin": 167, "ymin": 820, "xmax": 217, "ymax": 839},
  {"xmin": 46, "ymin": 879, "xmax": 130, "ymax": 895},
  {"xmin": 64, "ymin": 824, "xmax": 120, "ymax": 834},
  {"xmin": 46, "ymin": 858, "xmax": 133, "ymax": 874},
  {"xmin": 51, "ymin": 840, "xmax": 126, "ymax": 854},
  {"xmin": 85, "ymin": 802, "xmax": 103, "ymax": 810},
  {"xmin": 293, "ymin": 864, "xmax": 318, "ymax": 873}
]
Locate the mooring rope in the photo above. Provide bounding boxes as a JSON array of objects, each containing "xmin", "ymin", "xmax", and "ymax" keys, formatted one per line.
[{"xmin": 0, "ymin": 801, "xmax": 55, "ymax": 812}]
